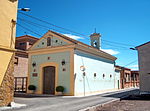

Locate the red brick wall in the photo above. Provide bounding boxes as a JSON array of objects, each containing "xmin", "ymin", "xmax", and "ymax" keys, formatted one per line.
[
  {"xmin": 13, "ymin": 55, "xmax": 28, "ymax": 77},
  {"xmin": 14, "ymin": 35, "xmax": 38, "ymax": 78}
]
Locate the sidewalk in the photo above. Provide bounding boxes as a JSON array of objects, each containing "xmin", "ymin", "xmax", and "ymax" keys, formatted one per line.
[
  {"xmin": 0, "ymin": 102, "xmax": 26, "ymax": 111},
  {"xmin": 14, "ymin": 87, "xmax": 139, "ymax": 98}
]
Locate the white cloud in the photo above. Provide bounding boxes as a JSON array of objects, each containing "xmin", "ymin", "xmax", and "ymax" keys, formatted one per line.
[
  {"xmin": 64, "ymin": 34, "xmax": 83, "ymax": 40},
  {"xmin": 128, "ymin": 65, "xmax": 139, "ymax": 70},
  {"xmin": 128, "ymin": 65, "xmax": 138, "ymax": 68},
  {"xmin": 64, "ymin": 34, "xmax": 119, "ymax": 55},
  {"xmin": 101, "ymin": 49, "xmax": 120, "ymax": 55}
]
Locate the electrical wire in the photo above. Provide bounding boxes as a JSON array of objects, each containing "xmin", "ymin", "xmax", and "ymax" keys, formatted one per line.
[
  {"xmin": 18, "ymin": 12, "xmax": 135, "ymax": 48},
  {"xmin": 17, "ymin": 23, "xmax": 77, "ymax": 50},
  {"xmin": 17, "ymin": 16, "xmax": 135, "ymax": 51},
  {"xmin": 17, "ymin": 22, "xmax": 138, "ymax": 71},
  {"xmin": 101, "ymin": 42, "xmax": 129, "ymax": 49},
  {"xmin": 18, "ymin": 12, "xmax": 88, "ymax": 37},
  {"xmin": 17, "ymin": 20, "xmax": 131, "ymax": 50},
  {"xmin": 17, "ymin": 17, "xmax": 67, "ymax": 34},
  {"xmin": 102, "ymin": 39, "xmax": 134, "ymax": 47},
  {"xmin": 124, "ymin": 60, "xmax": 137, "ymax": 67},
  {"xmin": 17, "ymin": 23, "xmax": 42, "ymax": 37}
]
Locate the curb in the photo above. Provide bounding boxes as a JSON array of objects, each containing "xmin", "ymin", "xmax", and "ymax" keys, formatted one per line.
[
  {"xmin": 79, "ymin": 95, "xmax": 130, "ymax": 111},
  {"xmin": 0, "ymin": 102, "xmax": 27, "ymax": 111},
  {"xmin": 78, "ymin": 98, "xmax": 120, "ymax": 111}
]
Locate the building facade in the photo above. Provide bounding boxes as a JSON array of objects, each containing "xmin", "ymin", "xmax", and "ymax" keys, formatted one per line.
[
  {"xmin": 131, "ymin": 71, "xmax": 139, "ymax": 87},
  {"xmin": 115, "ymin": 65, "xmax": 139, "ymax": 89},
  {"xmin": 13, "ymin": 35, "xmax": 38, "ymax": 92},
  {"xmin": 114, "ymin": 66, "xmax": 121, "ymax": 89},
  {"xmin": 27, "ymin": 30, "xmax": 118, "ymax": 96},
  {"xmin": 0, "ymin": 0, "xmax": 18, "ymax": 106},
  {"xmin": 136, "ymin": 41, "xmax": 150, "ymax": 94}
]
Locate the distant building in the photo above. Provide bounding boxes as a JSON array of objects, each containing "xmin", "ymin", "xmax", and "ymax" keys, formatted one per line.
[
  {"xmin": 115, "ymin": 65, "xmax": 139, "ymax": 89},
  {"xmin": 136, "ymin": 41, "xmax": 150, "ymax": 94},
  {"xmin": 114, "ymin": 66, "xmax": 121, "ymax": 89},
  {"xmin": 28, "ymin": 30, "xmax": 117, "ymax": 96},
  {"xmin": 131, "ymin": 71, "xmax": 139, "ymax": 87},
  {"xmin": 13, "ymin": 35, "xmax": 39, "ymax": 92}
]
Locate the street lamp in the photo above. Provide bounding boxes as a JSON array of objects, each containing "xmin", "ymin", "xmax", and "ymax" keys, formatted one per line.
[
  {"xmin": 130, "ymin": 47, "xmax": 136, "ymax": 50},
  {"xmin": 18, "ymin": 8, "xmax": 30, "ymax": 11}
]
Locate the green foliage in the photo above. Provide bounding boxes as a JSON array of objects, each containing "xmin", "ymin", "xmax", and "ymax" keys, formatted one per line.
[
  {"xmin": 28, "ymin": 85, "xmax": 36, "ymax": 90},
  {"xmin": 56, "ymin": 86, "xmax": 64, "ymax": 92}
]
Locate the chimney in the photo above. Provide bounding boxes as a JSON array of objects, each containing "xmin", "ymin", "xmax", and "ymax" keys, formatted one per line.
[{"xmin": 90, "ymin": 33, "xmax": 101, "ymax": 49}]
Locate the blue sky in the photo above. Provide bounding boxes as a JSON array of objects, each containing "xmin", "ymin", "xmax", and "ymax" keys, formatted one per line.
[{"xmin": 17, "ymin": 0, "xmax": 150, "ymax": 70}]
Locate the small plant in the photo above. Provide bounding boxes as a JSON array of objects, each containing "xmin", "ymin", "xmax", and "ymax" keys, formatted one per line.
[
  {"xmin": 56, "ymin": 86, "xmax": 64, "ymax": 92},
  {"xmin": 28, "ymin": 85, "xmax": 36, "ymax": 91}
]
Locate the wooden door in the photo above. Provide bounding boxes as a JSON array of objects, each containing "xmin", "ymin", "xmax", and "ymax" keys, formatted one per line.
[{"xmin": 43, "ymin": 66, "xmax": 55, "ymax": 94}]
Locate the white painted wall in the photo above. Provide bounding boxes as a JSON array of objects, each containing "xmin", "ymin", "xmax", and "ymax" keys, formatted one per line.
[
  {"xmin": 74, "ymin": 50, "xmax": 116, "ymax": 96},
  {"xmin": 114, "ymin": 70, "xmax": 120, "ymax": 89}
]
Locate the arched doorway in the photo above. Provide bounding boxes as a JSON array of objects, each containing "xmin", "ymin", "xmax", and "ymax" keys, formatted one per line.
[{"xmin": 43, "ymin": 66, "xmax": 55, "ymax": 94}]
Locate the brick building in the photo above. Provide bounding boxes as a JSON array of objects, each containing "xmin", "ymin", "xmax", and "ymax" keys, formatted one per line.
[
  {"xmin": 131, "ymin": 71, "xmax": 139, "ymax": 87},
  {"xmin": 13, "ymin": 35, "xmax": 38, "ymax": 92},
  {"xmin": 115, "ymin": 65, "xmax": 139, "ymax": 89}
]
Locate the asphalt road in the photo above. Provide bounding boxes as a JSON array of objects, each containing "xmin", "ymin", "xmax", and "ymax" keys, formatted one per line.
[{"xmin": 5, "ymin": 88, "xmax": 139, "ymax": 111}]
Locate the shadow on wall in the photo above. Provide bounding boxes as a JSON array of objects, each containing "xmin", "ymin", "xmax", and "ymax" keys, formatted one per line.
[{"xmin": 75, "ymin": 50, "xmax": 114, "ymax": 64}]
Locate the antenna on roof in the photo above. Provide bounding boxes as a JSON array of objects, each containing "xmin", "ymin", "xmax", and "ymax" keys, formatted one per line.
[
  {"xmin": 24, "ymin": 32, "xmax": 27, "ymax": 35},
  {"xmin": 94, "ymin": 28, "xmax": 97, "ymax": 33}
]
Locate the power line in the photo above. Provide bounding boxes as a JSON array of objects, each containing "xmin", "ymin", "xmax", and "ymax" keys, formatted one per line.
[
  {"xmin": 18, "ymin": 12, "xmax": 88, "ymax": 37},
  {"xmin": 124, "ymin": 60, "xmax": 137, "ymax": 67},
  {"xmin": 101, "ymin": 41, "xmax": 129, "ymax": 49},
  {"xmin": 17, "ymin": 23, "xmax": 42, "ymax": 37},
  {"xmin": 18, "ymin": 13, "xmax": 135, "ymax": 48},
  {"xmin": 17, "ymin": 17, "xmax": 66, "ymax": 34},
  {"xmin": 102, "ymin": 39, "xmax": 134, "ymax": 47},
  {"xmin": 17, "ymin": 19, "xmax": 131, "ymax": 50},
  {"xmin": 16, "ymin": 23, "xmax": 77, "ymax": 49}
]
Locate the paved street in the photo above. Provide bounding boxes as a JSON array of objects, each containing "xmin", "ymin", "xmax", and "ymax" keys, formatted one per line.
[{"xmin": 5, "ymin": 88, "xmax": 139, "ymax": 111}]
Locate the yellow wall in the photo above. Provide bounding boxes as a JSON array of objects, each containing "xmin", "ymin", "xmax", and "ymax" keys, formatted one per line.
[{"xmin": 0, "ymin": 0, "xmax": 18, "ymax": 85}]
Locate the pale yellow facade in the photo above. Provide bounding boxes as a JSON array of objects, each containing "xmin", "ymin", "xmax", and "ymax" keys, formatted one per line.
[{"xmin": 0, "ymin": 0, "xmax": 18, "ymax": 85}]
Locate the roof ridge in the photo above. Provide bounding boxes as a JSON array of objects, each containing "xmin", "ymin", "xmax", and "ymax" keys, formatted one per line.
[
  {"xmin": 16, "ymin": 35, "xmax": 39, "ymax": 40},
  {"xmin": 49, "ymin": 30, "xmax": 116, "ymax": 59},
  {"xmin": 136, "ymin": 41, "xmax": 150, "ymax": 48}
]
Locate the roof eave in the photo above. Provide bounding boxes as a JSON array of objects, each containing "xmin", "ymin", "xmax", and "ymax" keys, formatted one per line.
[
  {"xmin": 135, "ymin": 41, "xmax": 150, "ymax": 49},
  {"xmin": 75, "ymin": 44, "xmax": 117, "ymax": 61}
]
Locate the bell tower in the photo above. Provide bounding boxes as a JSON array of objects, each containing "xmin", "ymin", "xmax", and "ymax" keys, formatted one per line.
[{"xmin": 90, "ymin": 32, "xmax": 101, "ymax": 49}]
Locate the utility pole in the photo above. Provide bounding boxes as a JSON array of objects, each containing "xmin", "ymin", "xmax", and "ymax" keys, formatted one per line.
[
  {"xmin": 80, "ymin": 65, "xmax": 86, "ymax": 96},
  {"xmin": 83, "ymin": 72, "xmax": 86, "ymax": 96}
]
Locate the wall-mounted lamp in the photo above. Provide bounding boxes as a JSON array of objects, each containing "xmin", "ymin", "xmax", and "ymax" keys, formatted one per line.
[
  {"xmin": 80, "ymin": 66, "xmax": 86, "ymax": 71},
  {"xmin": 32, "ymin": 62, "xmax": 36, "ymax": 67},
  {"xmin": 61, "ymin": 60, "xmax": 66, "ymax": 65},
  {"xmin": 130, "ymin": 48, "xmax": 136, "ymax": 50},
  {"xmin": 18, "ymin": 8, "xmax": 30, "ymax": 12}
]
